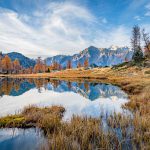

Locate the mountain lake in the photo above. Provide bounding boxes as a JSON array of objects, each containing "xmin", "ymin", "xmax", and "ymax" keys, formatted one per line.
[{"xmin": 0, "ymin": 78, "xmax": 130, "ymax": 150}]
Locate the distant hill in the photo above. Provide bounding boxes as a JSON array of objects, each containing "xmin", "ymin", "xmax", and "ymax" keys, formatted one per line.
[
  {"xmin": 45, "ymin": 46, "xmax": 133, "ymax": 68},
  {"xmin": 6, "ymin": 52, "xmax": 36, "ymax": 68}
]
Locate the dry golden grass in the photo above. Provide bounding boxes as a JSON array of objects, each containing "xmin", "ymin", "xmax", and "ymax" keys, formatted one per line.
[{"xmin": 0, "ymin": 105, "xmax": 65, "ymax": 128}]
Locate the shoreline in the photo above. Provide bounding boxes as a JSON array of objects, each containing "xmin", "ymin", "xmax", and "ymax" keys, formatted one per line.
[
  {"xmin": 0, "ymin": 66, "xmax": 150, "ymax": 112},
  {"xmin": 0, "ymin": 66, "xmax": 149, "ymax": 92}
]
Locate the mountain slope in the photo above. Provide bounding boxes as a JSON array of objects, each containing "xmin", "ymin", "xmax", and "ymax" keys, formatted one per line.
[
  {"xmin": 45, "ymin": 46, "xmax": 133, "ymax": 68},
  {"xmin": 7, "ymin": 52, "xmax": 36, "ymax": 68}
]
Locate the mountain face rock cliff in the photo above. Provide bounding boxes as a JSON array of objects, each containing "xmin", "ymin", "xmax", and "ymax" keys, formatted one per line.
[{"xmin": 45, "ymin": 46, "xmax": 133, "ymax": 68}]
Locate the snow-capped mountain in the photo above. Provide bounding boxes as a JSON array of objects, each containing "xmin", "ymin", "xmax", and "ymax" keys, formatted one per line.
[
  {"xmin": 45, "ymin": 46, "xmax": 133, "ymax": 68},
  {"xmin": 2, "ymin": 45, "xmax": 133, "ymax": 68}
]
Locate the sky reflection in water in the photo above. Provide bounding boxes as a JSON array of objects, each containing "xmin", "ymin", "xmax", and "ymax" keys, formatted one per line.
[{"xmin": 0, "ymin": 78, "xmax": 129, "ymax": 120}]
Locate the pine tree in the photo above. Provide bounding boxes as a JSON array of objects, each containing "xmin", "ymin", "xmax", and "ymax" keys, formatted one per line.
[
  {"xmin": 47, "ymin": 68, "xmax": 50, "ymax": 72},
  {"xmin": 132, "ymin": 46, "xmax": 143, "ymax": 62},
  {"xmin": 34, "ymin": 57, "xmax": 43, "ymax": 73},
  {"xmin": 131, "ymin": 25, "xmax": 143, "ymax": 62}
]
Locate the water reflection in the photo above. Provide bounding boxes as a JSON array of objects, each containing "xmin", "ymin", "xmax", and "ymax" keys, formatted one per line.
[
  {"xmin": 0, "ymin": 128, "xmax": 46, "ymax": 150},
  {"xmin": 0, "ymin": 78, "xmax": 127, "ymax": 100},
  {"xmin": 0, "ymin": 78, "xmax": 129, "ymax": 119}
]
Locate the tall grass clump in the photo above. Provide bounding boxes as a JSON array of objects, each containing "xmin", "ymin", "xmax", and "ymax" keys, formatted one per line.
[{"xmin": 0, "ymin": 104, "xmax": 150, "ymax": 149}]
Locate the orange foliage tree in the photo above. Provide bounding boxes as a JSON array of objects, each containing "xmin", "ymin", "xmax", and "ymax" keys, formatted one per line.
[
  {"xmin": 13, "ymin": 59, "xmax": 21, "ymax": 73},
  {"xmin": 84, "ymin": 58, "xmax": 89, "ymax": 68},
  {"xmin": 34, "ymin": 57, "xmax": 45, "ymax": 73},
  {"xmin": 2, "ymin": 55, "xmax": 12, "ymax": 74},
  {"xmin": 77, "ymin": 62, "xmax": 82, "ymax": 68}
]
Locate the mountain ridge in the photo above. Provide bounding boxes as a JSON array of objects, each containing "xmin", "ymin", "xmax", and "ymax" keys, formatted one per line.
[
  {"xmin": 2, "ymin": 45, "xmax": 133, "ymax": 68},
  {"xmin": 45, "ymin": 46, "xmax": 133, "ymax": 68}
]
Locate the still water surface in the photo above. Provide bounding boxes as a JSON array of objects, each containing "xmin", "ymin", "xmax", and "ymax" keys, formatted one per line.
[{"xmin": 0, "ymin": 78, "xmax": 130, "ymax": 150}]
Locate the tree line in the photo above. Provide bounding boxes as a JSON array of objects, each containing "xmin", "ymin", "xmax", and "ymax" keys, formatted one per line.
[
  {"xmin": 0, "ymin": 53, "xmax": 89, "ymax": 74},
  {"xmin": 0, "ymin": 54, "xmax": 21, "ymax": 74}
]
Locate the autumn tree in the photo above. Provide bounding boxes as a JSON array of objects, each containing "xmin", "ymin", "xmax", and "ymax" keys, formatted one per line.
[
  {"xmin": 13, "ymin": 59, "xmax": 21, "ymax": 74},
  {"xmin": 67, "ymin": 60, "xmax": 72, "ymax": 69},
  {"xmin": 77, "ymin": 62, "xmax": 82, "ymax": 68},
  {"xmin": 52, "ymin": 61, "xmax": 60, "ymax": 70},
  {"xmin": 28, "ymin": 67, "xmax": 33, "ymax": 74},
  {"xmin": 131, "ymin": 25, "xmax": 143, "ymax": 62},
  {"xmin": 84, "ymin": 58, "xmax": 89, "ymax": 68},
  {"xmin": 142, "ymin": 29, "xmax": 150, "ymax": 58},
  {"xmin": 2, "ymin": 55, "xmax": 12, "ymax": 74},
  {"xmin": 34, "ymin": 57, "xmax": 44, "ymax": 73}
]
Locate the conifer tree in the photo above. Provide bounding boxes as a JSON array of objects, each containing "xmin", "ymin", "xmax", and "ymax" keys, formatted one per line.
[{"xmin": 131, "ymin": 25, "xmax": 143, "ymax": 62}]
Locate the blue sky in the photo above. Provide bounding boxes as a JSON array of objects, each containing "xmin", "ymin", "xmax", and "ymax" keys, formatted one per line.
[{"xmin": 0, "ymin": 0, "xmax": 150, "ymax": 58}]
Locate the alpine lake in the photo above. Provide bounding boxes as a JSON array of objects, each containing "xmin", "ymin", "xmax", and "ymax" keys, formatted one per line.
[{"xmin": 0, "ymin": 78, "xmax": 130, "ymax": 150}]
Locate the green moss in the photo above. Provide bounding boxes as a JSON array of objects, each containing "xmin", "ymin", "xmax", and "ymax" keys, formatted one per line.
[{"xmin": 0, "ymin": 115, "xmax": 25, "ymax": 128}]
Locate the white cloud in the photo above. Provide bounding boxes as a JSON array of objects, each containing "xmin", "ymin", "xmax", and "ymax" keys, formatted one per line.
[
  {"xmin": 93, "ymin": 26, "xmax": 131, "ymax": 48},
  {"xmin": 0, "ymin": 2, "xmax": 131, "ymax": 58},
  {"xmin": 145, "ymin": 3, "xmax": 150, "ymax": 16},
  {"xmin": 145, "ymin": 3, "xmax": 150, "ymax": 9},
  {"xmin": 101, "ymin": 18, "xmax": 107, "ymax": 24},
  {"xmin": 145, "ymin": 11, "xmax": 150, "ymax": 16},
  {"xmin": 134, "ymin": 15, "xmax": 141, "ymax": 21}
]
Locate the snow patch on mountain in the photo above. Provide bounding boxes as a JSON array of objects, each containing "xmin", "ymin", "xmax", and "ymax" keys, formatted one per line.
[{"xmin": 45, "ymin": 46, "xmax": 133, "ymax": 68}]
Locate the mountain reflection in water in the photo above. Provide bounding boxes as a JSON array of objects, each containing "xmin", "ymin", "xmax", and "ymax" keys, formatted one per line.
[{"xmin": 0, "ymin": 78, "xmax": 129, "ymax": 119}]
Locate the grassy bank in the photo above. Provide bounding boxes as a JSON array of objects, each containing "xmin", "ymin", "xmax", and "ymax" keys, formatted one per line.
[{"xmin": 0, "ymin": 105, "xmax": 150, "ymax": 149}]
